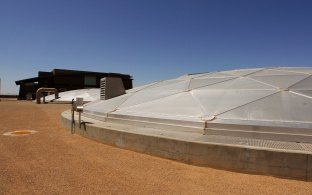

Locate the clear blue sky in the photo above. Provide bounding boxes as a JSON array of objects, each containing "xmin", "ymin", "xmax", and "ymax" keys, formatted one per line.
[{"xmin": 1, "ymin": 0, "xmax": 312, "ymax": 94}]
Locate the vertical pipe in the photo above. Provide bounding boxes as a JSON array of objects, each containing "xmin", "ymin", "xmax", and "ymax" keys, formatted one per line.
[
  {"xmin": 79, "ymin": 112, "xmax": 81, "ymax": 129},
  {"xmin": 71, "ymin": 99, "xmax": 75, "ymax": 134}
]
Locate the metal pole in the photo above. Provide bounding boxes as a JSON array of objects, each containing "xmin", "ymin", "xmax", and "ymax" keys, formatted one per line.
[
  {"xmin": 71, "ymin": 99, "xmax": 75, "ymax": 134},
  {"xmin": 79, "ymin": 112, "xmax": 81, "ymax": 129}
]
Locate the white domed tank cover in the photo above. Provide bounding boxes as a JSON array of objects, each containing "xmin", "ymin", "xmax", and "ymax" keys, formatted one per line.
[
  {"xmin": 43, "ymin": 88, "xmax": 100, "ymax": 103},
  {"xmin": 83, "ymin": 67, "xmax": 312, "ymax": 143}
]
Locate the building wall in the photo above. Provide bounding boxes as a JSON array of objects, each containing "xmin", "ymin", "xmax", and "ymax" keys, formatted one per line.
[{"xmin": 18, "ymin": 83, "xmax": 38, "ymax": 100}]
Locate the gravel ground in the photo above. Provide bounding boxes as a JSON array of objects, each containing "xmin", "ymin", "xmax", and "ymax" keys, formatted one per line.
[{"xmin": 0, "ymin": 101, "xmax": 311, "ymax": 194}]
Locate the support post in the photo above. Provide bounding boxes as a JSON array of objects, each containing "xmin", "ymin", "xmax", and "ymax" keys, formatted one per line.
[{"xmin": 71, "ymin": 99, "xmax": 75, "ymax": 134}]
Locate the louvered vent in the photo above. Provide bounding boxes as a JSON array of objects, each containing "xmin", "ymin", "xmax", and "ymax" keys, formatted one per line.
[
  {"xmin": 100, "ymin": 78, "xmax": 107, "ymax": 100},
  {"xmin": 100, "ymin": 77, "xmax": 125, "ymax": 100}
]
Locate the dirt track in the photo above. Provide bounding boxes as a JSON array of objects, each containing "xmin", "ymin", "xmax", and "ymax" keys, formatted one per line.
[{"xmin": 0, "ymin": 101, "xmax": 311, "ymax": 194}]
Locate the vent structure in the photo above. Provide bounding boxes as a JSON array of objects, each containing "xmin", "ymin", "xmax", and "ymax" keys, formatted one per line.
[{"xmin": 100, "ymin": 77, "xmax": 126, "ymax": 100}]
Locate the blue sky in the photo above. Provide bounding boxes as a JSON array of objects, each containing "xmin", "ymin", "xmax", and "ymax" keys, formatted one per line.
[{"xmin": 1, "ymin": 0, "xmax": 312, "ymax": 94}]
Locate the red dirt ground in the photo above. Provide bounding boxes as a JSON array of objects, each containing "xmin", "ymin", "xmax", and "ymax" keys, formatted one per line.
[{"xmin": 0, "ymin": 101, "xmax": 311, "ymax": 194}]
